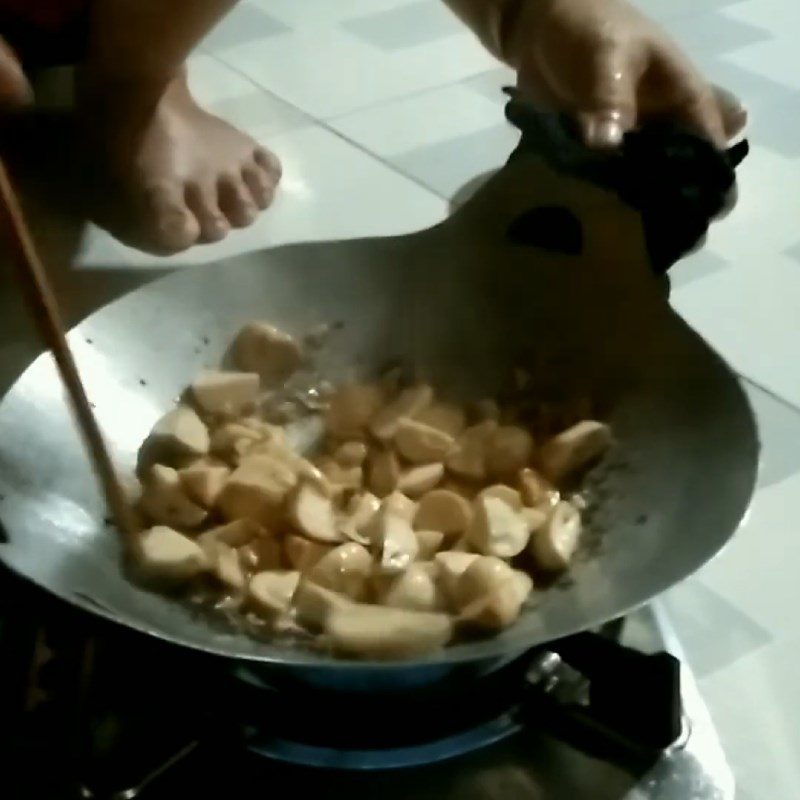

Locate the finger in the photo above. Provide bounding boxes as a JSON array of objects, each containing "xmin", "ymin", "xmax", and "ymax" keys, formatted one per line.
[
  {"xmin": 515, "ymin": 66, "xmax": 563, "ymax": 111},
  {"xmin": 0, "ymin": 38, "xmax": 31, "ymax": 106},
  {"xmin": 184, "ymin": 181, "xmax": 229, "ymax": 243},
  {"xmin": 575, "ymin": 45, "xmax": 639, "ymax": 148},
  {"xmin": 648, "ymin": 50, "xmax": 726, "ymax": 146}
]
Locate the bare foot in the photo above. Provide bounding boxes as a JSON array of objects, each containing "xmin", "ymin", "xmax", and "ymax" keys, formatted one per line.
[{"xmin": 82, "ymin": 69, "xmax": 281, "ymax": 254}]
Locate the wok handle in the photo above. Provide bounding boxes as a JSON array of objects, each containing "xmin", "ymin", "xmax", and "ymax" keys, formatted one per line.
[
  {"xmin": 522, "ymin": 631, "xmax": 683, "ymax": 766},
  {"xmin": 503, "ymin": 90, "xmax": 748, "ymax": 275},
  {"xmin": 0, "ymin": 160, "xmax": 137, "ymax": 538}
]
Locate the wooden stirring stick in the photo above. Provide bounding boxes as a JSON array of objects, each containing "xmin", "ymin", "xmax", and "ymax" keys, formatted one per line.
[{"xmin": 0, "ymin": 160, "xmax": 138, "ymax": 538}]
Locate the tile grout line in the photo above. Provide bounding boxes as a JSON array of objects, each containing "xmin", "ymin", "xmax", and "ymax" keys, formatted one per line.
[
  {"xmin": 204, "ymin": 52, "xmax": 515, "ymax": 201},
  {"xmin": 208, "ymin": 48, "xmax": 506, "ymax": 136}
]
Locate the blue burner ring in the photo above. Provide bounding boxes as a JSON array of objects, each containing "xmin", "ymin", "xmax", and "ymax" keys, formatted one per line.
[{"xmin": 245, "ymin": 710, "xmax": 522, "ymax": 770}]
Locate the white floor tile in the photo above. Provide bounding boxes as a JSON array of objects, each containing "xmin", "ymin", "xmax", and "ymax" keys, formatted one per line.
[
  {"xmin": 187, "ymin": 54, "xmax": 310, "ymax": 140},
  {"xmin": 329, "ymin": 80, "xmax": 517, "ymax": 198},
  {"xmin": 662, "ymin": 9, "xmax": 772, "ymax": 66},
  {"xmin": 77, "ymin": 124, "xmax": 447, "ymax": 269},
  {"xmin": 671, "ymin": 251, "xmax": 800, "ymax": 408},
  {"xmin": 700, "ymin": 635, "xmax": 800, "ymax": 799},
  {"xmin": 680, "ymin": 473, "xmax": 800, "ymax": 642},
  {"xmin": 330, "ymin": 84, "xmax": 507, "ymax": 158},
  {"xmin": 214, "ymin": 26, "xmax": 496, "ymax": 119},
  {"xmin": 247, "ymin": 0, "xmax": 416, "ymax": 28},
  {"xmin": 689, "ymin": 144, "xmax": 800, "ymax": 263}
]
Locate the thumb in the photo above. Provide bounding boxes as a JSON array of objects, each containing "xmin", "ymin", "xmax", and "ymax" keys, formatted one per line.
[
  {"xmin": 576, "ymin": 47, "xmax": 638, "ymax": 149},
  {"xmin": 0, "ymin": 38, "xmax": 31, "ymax": 106}
]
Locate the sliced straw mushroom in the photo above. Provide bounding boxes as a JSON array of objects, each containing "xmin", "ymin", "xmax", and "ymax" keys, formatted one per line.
[
  {"xmin": 333, "ymin": 440, "xmax": 368, "ymax": 468},
  {"xmin": 366, "ymin": 447, "xmax": 400, "ymax": 497},
  {"xmin": 469, "ymin": 398, "xmax": 500, "ymax": 423},
  {"xmin": 293, "ymin": 457, "xmax": 336, "ymax": 497},
  {"xmin": 288, "ymin": 480, "xmax": 342, "ymax": 544},
  {"xmin": 217, "ymin": 454, "xmax": 297, "ymax": 524},
  {"xmin": 292, "ymin": 579, "xmax": 352, "ymax": 629},
  {"xmin": 145, "ymin": 406, "xmax": 210, "ymax": 460},
  {"xmin": 538, "ymin": 420, "xmax": 612, "ymax": 482},
  {"xmin": 382, "ymin": 491, "xmax": 417, "ymax": 523},
  {"xmin": 208, "ymin": 541, "xmax": 247, "ymax": 591},
  {"xmin": 337, "ymin": 491, "xmax": 380, "ymax": 545},
  {"xmin": 369, "ymin": 510, "xmax": 419, "ymax": 575},
  {"xmin": 140, "ymin": 464, "xmax": 207, "ymax": 529},
  {"xmin": 467, "ymin": 495, "xmax": 529, "ymax": 558},
  {"xmin": 459, "ymin": 581, "xmax": 527, "ymax": 631},
  {"xmin": 238, "ymin": 536, "xmax": 283, "ymax": 572},
  {"xmin": 397, "ymin": 462, "xmax": 445, "ymax": 497},
  {"xmin": 455, "ymin": 556, "xmax": 526, "ymax": 610},
  {"xmin": 477, "ymin": 484, "xmax": 523, "ymax": 510},
  {"xmin": 249, "ymin": 570, "xmax": 301, "ymax": 618},
  {"xmin": 238, "ymin": 416, "xmax": 286, "ymax": 440},
  {"xmin": 530, "ymin": 501, "xmax": 582, "ymax": 571},
  {"xmin": 486, "ymin": 425, "xmax": 534, "ymax": 478},
  {"xmin": 314, "ymin": 456, "xmax": 364, "ymax": 497},
  {"xmin": 369, "ymin": 385, "xmax": 433, "ymax": 442},
  {"xmin": 135, "ymin": 525, "xmax": 209, "ymax": 582},
  {"xmin": 308, "ymin": 542, "xmax": 372, "ymax": 600},
  {"xmin": 191, "ymin": 370, "xmax": 260, "ymax": 416},
  {"xmin": 325, "ymin": 383, "xmax": 384, "ymax": 440},
  {"xmin": 520, "ymin": 506, "xmax": 548, "ymax": 534},
  {"xmin": 378, "ymin": 563, "xmax": 446, "ymax": 612},
  {"xmin": 325, "ymin": 604, "xmax": 452, "ymax": 659},
  {"xmin": 415, "ymin": 529, "xmax": 445, "ymax": 560},
  {"xmin": 519, "ymin": 468, "xmax": 560, "ymax": 509},
  {"xmin": 209, "ymin": 420, "xmax": 265, "ymax": 463},
  {"xmin": 446, "ymin": 420, "xmax": 497, "ymax": 481},
  {"xmin": 198, "ymin": 519, "xmax": 263, "ymax": 550},
  {"xmin": 449, "ymin": 534, "xmax": 474, "ymax": 553},
  {"xmin": 434, "ymin": 551, "xmax": 480, "ymax": 602},
  {"xmin": 314, "ymin": 457, "xmax": 361, "ymax": 497},
  {"xmin": 284, "ymin": 534, "xmax": 333, "ymax": 572},
  {"xmin": 393, "ymin": 418, "xmax": 454, "ymax": 463},
  {"xmin": 512, "ymin": 571, "xmax": 534, "ymax": 605},
  {"xmin": 232, "ymin": 321, "xmax": 303, "ymax": 384},
  {"xmin": 413, "ymin": 401, "xmax": 466, "ymax": 437},
  {"xmin": 440, "ymin": 478, "xmax": 479, "ymax": 500},
  {"xmin": 178, "ymin": 461, "xmax": 230, "ymax": 508},
  {"xmin": 414, "ymin": 489, "xmax": 472, "ymax": 536}
]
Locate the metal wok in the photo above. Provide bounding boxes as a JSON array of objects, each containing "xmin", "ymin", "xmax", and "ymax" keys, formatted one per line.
[{"xmin": 0, "ymin": 156, "xmax": 758, "ymax": 690}]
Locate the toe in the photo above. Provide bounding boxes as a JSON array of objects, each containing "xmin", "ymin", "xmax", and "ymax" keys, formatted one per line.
[
  {"xmin": 241, "ymin": 163, "xmax": 276, "ymax": 210},
  {"xmin": 142, "ymin": 182, "xmax": 201, "ymax": 255},
  {"xmin": 218, "ymin": 172, "xmax": 258, "ymax": 228},
  {"xmin": 184, "ymin": 181, "xmax": 230, "ymax": 243},
  {"xmin": 254, "ymin": 146, "xmax": 282, "ymax": 180}
]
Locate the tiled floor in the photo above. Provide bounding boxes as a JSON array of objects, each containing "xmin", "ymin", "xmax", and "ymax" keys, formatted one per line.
[{"xmin": 6, "ymin": 0, "xmax": 800, "ymax": 794}]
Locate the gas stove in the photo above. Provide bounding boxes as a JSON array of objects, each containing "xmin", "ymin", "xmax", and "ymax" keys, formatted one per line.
[{"xmin": 0, "ymin": 567, "xmax": 732, "ymax": 800}]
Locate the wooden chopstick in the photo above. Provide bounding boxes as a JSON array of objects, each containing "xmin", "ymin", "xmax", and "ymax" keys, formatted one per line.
[{"xmin": 0, "ymin": 159, "xmax": 138, "ymax": 538}]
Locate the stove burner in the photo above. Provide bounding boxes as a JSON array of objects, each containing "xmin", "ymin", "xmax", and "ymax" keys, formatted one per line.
[
  {"xmin": 219, "ymin": 623, "xmax": 683, "ymax": 770},
  {"xmin": 245, "ymin": 712, "xmax": 520, "ymax": 770},
  {"xmin": 0, "ymin": 568, "xmax": 694, "ymax": 799}
]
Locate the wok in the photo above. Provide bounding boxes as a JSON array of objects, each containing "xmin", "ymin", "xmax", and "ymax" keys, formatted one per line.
[{"xmin": 0, "ymin": 148, "xmax": 758, "ymax": 690}]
